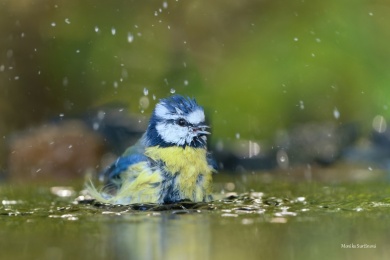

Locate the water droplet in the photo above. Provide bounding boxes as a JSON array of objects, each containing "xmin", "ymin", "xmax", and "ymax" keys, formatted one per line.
[
  {"xmin": 111, "ymin": 27, "xmax": 116, "ymax": 35},
  {"xmin": 276, "ymin": 150, "xmax": 289, "ymax": 169},
  {"xmin": 127, "ymin": 32, "xmax": 134, "ymax": 43},
  {"xmin": 221, "ymin": 213, "xmax": 238, "ymax": 218},
  {"xmin": 143, "ymin": 88, "xmax": 149, "ymax": 96},
  {"xmin": 62, "ymin": 77, "xmax": 68, "ymax": 86},
  {"xmin": 59, "ymin": 113, "xmax": 64, "ymax": 117},
  {"xmin": 113, "ymin": 81, "xmax": 118, "ymax": 88},
  {"xmin": 369, "ymin": 12, "xmax": 374, "ymax": 16},
  {"xmin": 21, "ymin": 32, "xmax": 25, "ymax": 38},
  {"xmin": 154, "ymin": 11, "xmax": 158, "ymax": 16},
  {"xmin": 6, "ymin": 49, "xmax": 13, "ymax": 58},
  {"xmin": 51, "ymin": 22, "xmax": 56, "ymax": 27},
  {"xmin": 248, "ymin": 141, "xmax": 260, "ymax": 158},
  {"xmin": 167, "ymin": 25, "xmax": 171, "ymax": 30},
  {"xmin": 299, "ymin": 100, "xmax": 304, "ymax": 110},
  {"xmin": 139, "ymin": 96, "xmax": 150, "ymax": 109},
  {"xmin": 93, "ymin": 122, "xmax": 99, "ymax": 130},
  {"xmin": 170, "ymin": 88, "xmax": 176, "ymax": 94},
  {"xmin": 294, "ymin": 37, "xmax": 299, "ymax": 42},
  {"xmin": 368, "ymin": 167, "xmax": 373, "ymax": 171},
  {"xmin": 163, "ymin": 2, "xmax": 168, "ymax": 8},
  {"xmin": 65, "ymin": 18, "xmax": 71, "ymax": 24},
  {"xmin": 68, "ymin": 145, "xmax": 73, "ymax": 149},
  {"xmin": 94, "ymin": 26, "xmax": 99, "ymax": 33},
  {"xmin": 0, "ymin": 65, "xmax": 4, "ymax": 72},
  {"xmin": 333, "ymin": 107, "xmax": 340, "ymax": 119},
  {"xmin": 14, "ymin": 76, "xmax": 19, "ymax": 80},
  {"xmin": 152, "ymin": 95, "xmax": 156, "ymax": 100},
  {"xmin": 76, "ymin": 49, "xmax": 80, "ymax": 53},
  {"xmin": 96, "ymin": 110, "xmax": 106, "ymax": 120},
  {"xmin": 235, "ymin": 133, "xmax": 240, "ymax": 139},
  {"xmin": 184, "ymin": 80, "xmax": 189, "ymax": 86},
  {"xmin": 50, "ymin": 187, "xmax": 75, "ymax": 197},
  {"xmin": 372, "ymin": 115, "xmax": 387, "ymax": 133},
  {"xmin": 241, "ymin": 219, "xmax": 254, "ymax": 225},
  {"xmin": 315, "ymin": 38, "xmax": 321, "ymax": 43}
]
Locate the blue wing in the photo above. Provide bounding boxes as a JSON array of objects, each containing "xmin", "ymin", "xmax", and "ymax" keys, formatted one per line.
[
  {"xmin": 100, "ymin": 154, "xmax": 149, "ymax": 182},
  {"xmin": 207, "ymin": 152, "xmax": 219, "ymax": 171},
  {"xmin": 100, "ymin": 134, "xmax": 148, "ymax": 183}
]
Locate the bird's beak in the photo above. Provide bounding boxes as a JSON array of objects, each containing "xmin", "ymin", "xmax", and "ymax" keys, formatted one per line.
[{"xmin": 193, "ymin": 125, "xmax": 210, "ymax": 135}]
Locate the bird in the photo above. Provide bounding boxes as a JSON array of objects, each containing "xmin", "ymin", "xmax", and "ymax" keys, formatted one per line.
[{"xmin": 87, "ymin": 95, "xmax": 217, "ymax": 205}]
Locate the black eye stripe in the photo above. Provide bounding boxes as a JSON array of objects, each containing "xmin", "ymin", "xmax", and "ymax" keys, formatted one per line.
[{"xmin": 177, "ymin": 118, "xmax": 187, "ymax": 126}]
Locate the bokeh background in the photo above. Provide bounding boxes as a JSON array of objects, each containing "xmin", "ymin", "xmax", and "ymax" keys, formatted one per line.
[{"xmin": 1, "ymin": 0, "xmax": 390, "ymax": 181}]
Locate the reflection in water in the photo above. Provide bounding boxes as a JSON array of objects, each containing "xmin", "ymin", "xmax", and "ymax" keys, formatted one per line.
[{"xmin": 106, "ymin": 213, "xmax": 210, "ymax": 260}]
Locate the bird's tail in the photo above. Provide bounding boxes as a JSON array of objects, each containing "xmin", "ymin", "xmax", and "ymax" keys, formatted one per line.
[{"xmin": 85, "ymin": 180, "xmax": 111, "ymax": 204}]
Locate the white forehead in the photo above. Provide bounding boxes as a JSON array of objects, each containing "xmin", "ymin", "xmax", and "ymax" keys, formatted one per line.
[{"xmin": 155, "ymin": 103, "xmax": 205, "ymax": 124}]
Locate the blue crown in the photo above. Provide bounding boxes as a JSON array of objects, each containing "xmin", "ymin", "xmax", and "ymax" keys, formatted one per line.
[{"xmin": 158, "ymin": 95, "xmax": 201, "ymax": 116}]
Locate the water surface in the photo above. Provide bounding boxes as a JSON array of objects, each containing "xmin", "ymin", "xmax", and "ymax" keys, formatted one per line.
[{"xmin": 1, "ymin": 170, "xmax": 389, "ymax": 260}]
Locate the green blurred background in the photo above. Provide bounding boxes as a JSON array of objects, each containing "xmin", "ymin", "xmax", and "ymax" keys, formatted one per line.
[{"xmin": 1, "ymin": 0, "xmax": 390, "ymax": 176}]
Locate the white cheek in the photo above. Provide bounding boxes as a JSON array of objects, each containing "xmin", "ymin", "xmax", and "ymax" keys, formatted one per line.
[
  {"xmin": 186, "ymin": 109, "xmax": 205, "ymax": 125},
  {"xmin": 156, "ymin": 122, "xmax": 189, "ymax": 145}
]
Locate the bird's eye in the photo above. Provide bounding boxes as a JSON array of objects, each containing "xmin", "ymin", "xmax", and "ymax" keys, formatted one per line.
[{"xmin": 177, "ymin": 118, "xmax": 187, "ymax": 127}]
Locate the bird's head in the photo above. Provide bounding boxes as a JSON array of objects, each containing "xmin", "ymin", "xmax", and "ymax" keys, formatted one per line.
[{"xmin": 146, "ymin": 95, "xmax": 210, "ymax": 148}]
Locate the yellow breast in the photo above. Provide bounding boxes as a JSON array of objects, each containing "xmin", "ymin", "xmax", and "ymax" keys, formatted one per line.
[{"xmin": 145, "ymin": 146, "xmax": 214, "ymax": 201}]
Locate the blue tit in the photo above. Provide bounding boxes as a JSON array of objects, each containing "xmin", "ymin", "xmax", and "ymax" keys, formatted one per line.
[{"xmin": 88, "ymin": 95, "xmax": 217, "ymax": 205}]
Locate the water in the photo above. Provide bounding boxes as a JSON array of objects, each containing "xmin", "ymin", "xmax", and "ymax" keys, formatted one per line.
[{"xmin": 1, "ymin": 171, "xmax": 390, "ymax": 259}]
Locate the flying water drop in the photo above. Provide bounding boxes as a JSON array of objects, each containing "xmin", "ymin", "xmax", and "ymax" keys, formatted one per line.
[
  {"xmin": 127, "ymin": 32, "xmax": 134, "ymax": 43},
  {"xmin": 62, "ymin": 77, "xmax": 68, "ymax": 86},
  {"xmin": 333, "ymin": 107, "xmax": 340, "ymax": 119},
  {"xmin": 299, "ymin": 100, "xmax": 304, "ymax": 110}
]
